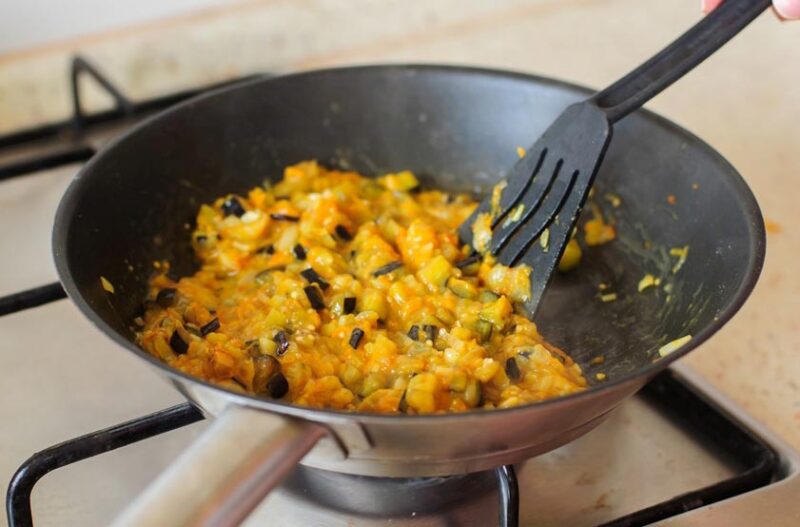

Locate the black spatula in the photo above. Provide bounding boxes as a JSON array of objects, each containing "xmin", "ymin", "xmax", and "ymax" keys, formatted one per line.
[{"xmin": 458, "ymin": 0, "xmax": 770, "ymax": 316}]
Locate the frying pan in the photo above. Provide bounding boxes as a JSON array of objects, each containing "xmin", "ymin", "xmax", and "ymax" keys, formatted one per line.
[{"xmin": 52, "ymin": 65, "xmax": 764, "ymax": 526}]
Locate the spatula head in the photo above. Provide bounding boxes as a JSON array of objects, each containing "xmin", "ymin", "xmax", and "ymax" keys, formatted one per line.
[{"xmin": 459, "ymin": 102, "xmax": 612, "ymax": 316}]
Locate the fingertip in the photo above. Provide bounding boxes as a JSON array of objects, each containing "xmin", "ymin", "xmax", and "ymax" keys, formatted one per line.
[
  {"xmin": 701, "ymin": 0, "xmax": 724, "ymax": 13},
  {"xmin": 773, "ymin": 0, "xmax": 800, "ymax": 20}
]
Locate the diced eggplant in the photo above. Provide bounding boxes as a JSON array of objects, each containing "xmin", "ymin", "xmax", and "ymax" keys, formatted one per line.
[
  {"xmin": 267, "ymin": 372, "xmax": 289, "ymax": 398},
  {"xmin": 372, "ymin": 261, "xmax": 403, "ymax": 277},
  {"xmin": 169, "ymin": 331, "xmax": 188, "ymax": 355},
  {"xmin": 184, "ymin": 324, "xmax": 202, "ymax": 338},
  {"xmin": 407, "ymin": 325, "xmax": 420, "ymax": 341},
  {"xmin": 156, "ymin": 288, "xmax": 177, "ymax": 308},
  {"xmin": 273, "ymin": 330, "xmax": 290, "ymax": 356},
  {"xmin": 349, "ymin": 328, "xmax": 365, "ymax": 349},
  {"xmin": 455, "ymin": 254, "xmax": 481, "ymax": 269},
  {"xmin": 270, "ymin": 213, "xmax": 300, "ymax": 222},
  {"xmin": 335, "ymin": 224, "xmax": 353, "ymax": 241},
  {"xmin": 343, "ymin": 296, "xmax": 357, "ymax": 314},
  {"xmin": 293, "ymin": 244, "xmax": 307, "ymax": 260},
  {"xmin": 422, "ymin": 324, "xmax": 438, "ymax": 342},
  {"xmin": 456, "ymin": 255, "xmax": 481, "ymax": 276},
  {"xmin": 505, "ymin": 357, "xmax": 521, "ymax": 381},
  {"xmin": 245, "ymin": 339, "xmax": 261, "ymax": 357},
  {"xmin": 304, "ymin": 285, "xmax": 326, "ymax": 310},
  {"xmin": 300, "ymin": 268, "xmax": 330, "ymax": 290},
  {"xmin": 252, "ymin": 355, "xmax": 280, "ymax": 394},
  {"xmin": 200, "ymin": 318, "xmax": 220, "ymax": 336},
  {"xmin": 221, "ymin": 197, "xmax": 246, "ymax": 217},
  {"xmin": 257, "ymin": 244, "xmax": 275, "ymax": 255}
]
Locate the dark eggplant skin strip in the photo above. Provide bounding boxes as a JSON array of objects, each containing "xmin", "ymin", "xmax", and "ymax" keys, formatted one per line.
[
  {"xmin": 505, "ymin": 357, "xmax": 521, "ymax": 381},
  {"xmin": 267, "ymin": 372, "xmax": 289, "ymax": 398},
  {"xmin": 300, "ymin": 268, "xmax": 330, "ymax": 290},
  {"xmin": 349, "ymin": 328, "xmax": 365, "ymax": 349},
  {"xmin": 270, "ymin": 213, "xmax": 300, "ymax": 222},
  {"xmin": 200, "ymin": 318, "xmax": 220, "ymax": 336},
  {"xmin": 373, "ymin": 261, "xmax": 403, "ymax": 277},
  {"xmin": 343, "ymin": 297, "xmax": 357, "ymax": 314},
  {"xmin": 304, "ymin": 285, "xmax": 325, "ymax": 310},
  {"xmin": 335, "ymin": 224, "xmax": 353, "ymax": 241},
  {"xmin": 169, "ymin": 331, "xmax": 189, "ymax": 355},
  {"xmin": 273, "ymin": 330, "xmax": 290, "ymax": 356},
  {"xmin": 423, "ymin": 324, "xmax": 438, "ymax": 342},
  {"xmin": 455, "ymin": 254, "xmax": 481, "ymax": 269},
  {"xmin": 156, "ymin": 288, "xmax": 177, "ymax": 308}
]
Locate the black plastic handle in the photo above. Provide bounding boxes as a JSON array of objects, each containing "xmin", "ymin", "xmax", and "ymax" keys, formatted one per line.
[{"xmin": 591, "ymin": 0, "xmax": 771, "ymax": 123}]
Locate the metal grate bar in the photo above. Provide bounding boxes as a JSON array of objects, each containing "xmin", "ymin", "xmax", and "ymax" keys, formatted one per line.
[
  {"xmin": 70, "ymin": 57, "xmax": 134, "ymax": 129},
  {"xmin": 596, "ymin": 370, "xmax": 778, "ymax": 527},
  {"xmin": 6, "ymin": 403, "xmax": 204, "ymax": 527},
  {"xmin": 0, "ymin": 283, "xmax": 67, "ymax": 317},
  {"xmin": 0, "ymin": 56, "xmax": 262, "ymax": 152},
  {"xmin": 0, "ymin": 146, "xmax": 95, "ymax": 182}
]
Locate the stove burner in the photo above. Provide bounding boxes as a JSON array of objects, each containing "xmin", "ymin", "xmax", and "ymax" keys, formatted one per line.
[{"xmin": 282, "ymin": 466, "xmax": 508, "ymax": 518}]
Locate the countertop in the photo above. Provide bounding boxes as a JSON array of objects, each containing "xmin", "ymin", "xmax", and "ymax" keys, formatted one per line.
[{"xmin": 0, "ymin": 0, "xmax": 797, "ymax": 497}]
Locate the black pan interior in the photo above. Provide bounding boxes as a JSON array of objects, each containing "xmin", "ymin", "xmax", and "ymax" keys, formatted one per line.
[{"xmin": 53, "ymin": 66, "xmax": 764, "ymax": 385}]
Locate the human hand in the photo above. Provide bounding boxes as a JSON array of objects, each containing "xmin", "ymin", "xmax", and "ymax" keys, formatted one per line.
[{"xmin": 703, "ymin": 0, "xmax": 800, "ymax": 19}]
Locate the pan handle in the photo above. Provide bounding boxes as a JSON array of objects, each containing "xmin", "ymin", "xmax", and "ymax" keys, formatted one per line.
[
  {"xmin": 111, "ymin": 405, "xmax": 328, "ymax": 527},
  {"xmin": 590, "ymin": 0, "xmax": 771, "ymax": 123}
]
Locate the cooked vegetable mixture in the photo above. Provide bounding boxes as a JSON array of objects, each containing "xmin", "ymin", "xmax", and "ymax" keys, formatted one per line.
[{"xmin": 137, "ymin": 161, "xmax": 586, "ymax": 413}]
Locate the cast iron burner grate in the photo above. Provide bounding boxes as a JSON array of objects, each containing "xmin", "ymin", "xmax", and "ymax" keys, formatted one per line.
[{"xmin": 0, "ymin": 57, "xmax": 779, "ymax": 527}]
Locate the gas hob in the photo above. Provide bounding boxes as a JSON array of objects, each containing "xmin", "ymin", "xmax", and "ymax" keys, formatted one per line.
[{"xmin": 1, "ymin": 57, "xmax": 798, "ymax": 527}]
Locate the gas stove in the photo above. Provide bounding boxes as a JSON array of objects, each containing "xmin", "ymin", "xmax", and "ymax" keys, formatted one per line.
[{"xmin": 1, "ymin": 57, "xmax": 798, "ymax": 527}]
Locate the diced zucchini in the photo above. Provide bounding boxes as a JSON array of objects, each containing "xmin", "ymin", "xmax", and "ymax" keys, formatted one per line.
[
  {"xmin": 378, "ymin": 217, "xmax": 404, "ymax": 241},
  {"xmin": 360, "ymin": 288, "xmax": 389, "ymax": 320},
  {"xmin": 463, "ymin": 379, "xmax": 482, "ymax": 407},
  {"xmin": 557, "ymin": 238, "xmax": 582, "ymax": 272},
  {"xmin": 474, "ymin": 319, "xmax": 493, "ymax": 343},
  {"xmin": 473, "ymin": 358, "xmax": 500, "ymax": 383},
  {"xmin": 341, "ymin": 364, "xmax": 363, "ymax": 390},
  {"xmin": 405, "ymin": 373, "xmax": 437, "ymax": 413},
  {"xmin": 448, "ymin": 278, "xmax": 477, "ymax": 299},
  {"xmin": 417, "ymin": 255, "xmax": 453, "ymax": 291},
  {"xmin": 449, "ymin": 370, "xmax": 468, "ymax": 391},
  {"xmin": 258, "ymin": 336, "xmax": 278, "ymax": 356},
  {"xmin": 264, "ymin": 308, "xmax": 287, "ymax": 328},
  {"xmin": 479, "ymin": 296, "xmax": 513, "ymax": 330},
  {"xmin": 479, "ymin": 291, "xmax": 500, "ymax": 303},
  {"xmin": 381, "ymin": 171, "xmax": 419, "ymax": 192},
  {"xmin": 360, "ymin": 372, "xmax": 386, "ymax": 397},
  {"xmin": 435, "ymin": 307, "xmax": 456, "ymax": 327}
]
